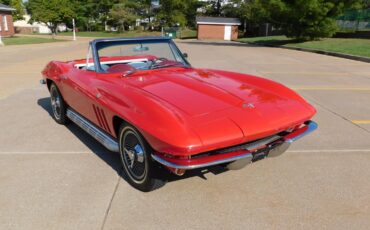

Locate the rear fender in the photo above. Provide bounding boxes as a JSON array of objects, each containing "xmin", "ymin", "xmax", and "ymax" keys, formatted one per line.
[{"xmin": 42, "ymin": 61, "xmax": 70, "ymax": 83}]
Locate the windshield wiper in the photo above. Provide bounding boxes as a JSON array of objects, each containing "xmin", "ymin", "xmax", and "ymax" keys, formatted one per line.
[
  {"xmin": 122, "ymin": 62, "xmax": 188, "ymax": 77},
  {"xmin": 151, "ymin": 62, "xmax": 188, "ymax": 70},
  {"xmin": 122, "ymin": 69, "xmax": 137, "ymax": 77}
]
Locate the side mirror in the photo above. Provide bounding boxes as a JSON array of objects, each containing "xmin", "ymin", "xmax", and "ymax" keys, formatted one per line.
[{"xmin": 183, "ymin": 53, "xmax": 188, "ymax": 58}]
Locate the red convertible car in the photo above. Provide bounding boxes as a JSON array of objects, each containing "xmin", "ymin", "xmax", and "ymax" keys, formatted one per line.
[{"xmin": 41, "ymin": 37, "xmax": 317, "ymax": 191}]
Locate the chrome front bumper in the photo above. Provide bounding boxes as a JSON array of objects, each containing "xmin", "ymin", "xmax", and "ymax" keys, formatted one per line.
[
  {"xmin": 152, "ymin": 121, "xmax": 318, "ymax": 170},
  {"xmin": 152, "ymin": 151, "xmax": 254, "ymax": 170}
]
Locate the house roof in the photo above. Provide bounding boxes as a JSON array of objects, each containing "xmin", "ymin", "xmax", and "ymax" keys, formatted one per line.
[
  {"xmin": 0, "ymin": 3, "xmax": 15, "ymax": 12},
  {"xmin": 196, "ymin": 17, "xmax": 241, "ymax": 25}
]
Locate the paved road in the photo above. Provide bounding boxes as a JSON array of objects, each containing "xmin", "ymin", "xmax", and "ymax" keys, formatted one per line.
[{"xmin": 0, "ymin": 39, "xmax": 370, "ymax": 230}]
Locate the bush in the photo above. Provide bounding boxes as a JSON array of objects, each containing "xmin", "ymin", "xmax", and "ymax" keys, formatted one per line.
[
  {"xmin": 134, "ymin": 26, "xmax": 144, "ymax": 31},
  {"xmin": 249, "ymin": 0, "xmax": 364, "ymax": 40}
]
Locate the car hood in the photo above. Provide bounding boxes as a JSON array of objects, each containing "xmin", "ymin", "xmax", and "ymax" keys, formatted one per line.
[{"xmin": 126, "ymin": 67, "xmax": 316, "ymax": 149}]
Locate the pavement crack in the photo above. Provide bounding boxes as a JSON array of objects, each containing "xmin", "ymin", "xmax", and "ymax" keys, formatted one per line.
[
  {"xmin": 304, "ymin": 93, "xmax": 370, "ymax": 134},
  {"xmin": 100, "ymin": 170, "xmax": 121, "ymax": 230}
]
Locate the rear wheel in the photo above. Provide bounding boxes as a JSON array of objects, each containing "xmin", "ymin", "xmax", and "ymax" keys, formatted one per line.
[
  {"xmin": 119, "ymin": 125, "xmax": 165, "ymax": 192},
  {"xmin": 50, "ymin": 83, "xmax": 68, "ymax": 125}
]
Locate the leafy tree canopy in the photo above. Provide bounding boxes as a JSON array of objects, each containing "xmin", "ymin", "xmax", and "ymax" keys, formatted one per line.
[
  {"xmin": 108, "ymin": 0, "xmax": 138, "ymax": 31},
  {"xmin": 21, "ymin": 0, "xmax": 370, "ymax": 35},
  {"xmin": 28, "ymin": 0, "xmax": 75, "ymax": 34},
  {"xmin": 157, "ymin": 0, "xmax": 199, "ymax": 27},
  {"xmin": 243, "ymin": 0, "xmax": 365, "ymax": 40}
]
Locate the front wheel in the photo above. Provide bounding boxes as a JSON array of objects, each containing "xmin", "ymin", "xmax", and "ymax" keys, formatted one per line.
[
  {"xmin": 119, "ymin": 125, "xmax": 165, "ymax": 192},
  {"xmin": 50, "ymin": 83, "xmax": 68, "ymax": 125}
]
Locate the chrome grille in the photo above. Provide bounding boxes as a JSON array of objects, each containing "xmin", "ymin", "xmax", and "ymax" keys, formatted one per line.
[{"xmin": 192, "ymin": 134, "xmax": 282, "ymax": 159}]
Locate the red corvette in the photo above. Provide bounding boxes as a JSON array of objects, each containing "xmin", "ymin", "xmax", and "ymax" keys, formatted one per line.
[{"xmin": 41, "ymin": 37, "xmax": 317, "ymax": 191}]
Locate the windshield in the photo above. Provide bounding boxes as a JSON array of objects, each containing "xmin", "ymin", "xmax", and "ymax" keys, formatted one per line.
[{"xmin": 95, "ymin": 40, "xmax": 189, "ymax": 74}]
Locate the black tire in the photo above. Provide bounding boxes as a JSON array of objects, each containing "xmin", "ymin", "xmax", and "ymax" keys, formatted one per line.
[
  {"xmin": 119, "ymin": 124, "xmax": 166, "ymax": 192},
  {"xmin": 50, "ymin": 83, "xmax": 68, "ymax": 125}
]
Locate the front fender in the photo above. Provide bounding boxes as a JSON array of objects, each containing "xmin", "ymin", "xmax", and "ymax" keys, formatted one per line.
[{"xmin": 98, "ymin": 83, "xmax": 203, "ymax": 156}]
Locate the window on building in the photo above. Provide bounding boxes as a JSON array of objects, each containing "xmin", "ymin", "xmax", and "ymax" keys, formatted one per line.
[{"xmin": 3, "ymin": 15, "xmax": 8, "ymax": 31}]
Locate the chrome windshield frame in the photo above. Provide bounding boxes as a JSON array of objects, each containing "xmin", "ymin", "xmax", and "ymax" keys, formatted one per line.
[{"xmin": 90, "ymin": 37, "xmax": 190, "ymax": 73}]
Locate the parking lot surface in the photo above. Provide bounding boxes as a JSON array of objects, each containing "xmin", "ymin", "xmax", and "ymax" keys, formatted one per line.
[{"xmin": 0, "ymin": 39, "xmax": 369, "ymax": 230}]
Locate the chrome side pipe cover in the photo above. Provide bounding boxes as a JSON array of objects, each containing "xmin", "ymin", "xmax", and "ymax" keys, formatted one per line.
[{"xmin": 66, "ymin": 109, "xmax": 119, "ymax": 152}]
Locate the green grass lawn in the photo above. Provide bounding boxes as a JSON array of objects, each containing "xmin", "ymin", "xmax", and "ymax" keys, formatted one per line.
[
  {"xmin": 238, "ymin": 36, "xmax": 291, "ymax": 45},
  {"xmin": 58, "ymin": 30, "xmax": 162, "ymax": 38},
  {"xmin": 178, "ymin": 29, "xmax": 197, "ymax": 39},
  {"xmin": 238, "ymin": 36, "xmax": 370, "ymax": 58},
  {"xmin": 2, "ymin": 36, "xmax": 64, "ymax": 45},
  {"xmin": 53, "ymin": 29, "xmax": 196, "ymax": 39}
]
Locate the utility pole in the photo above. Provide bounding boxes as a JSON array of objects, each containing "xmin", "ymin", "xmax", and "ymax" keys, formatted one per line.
[
  {"xmin": 72, "ymin": 18, "xmax": 76, "ymax": 41},
  {"xmin": 0, "ymin": 24, "xmax": 4, "ymax": 46}
]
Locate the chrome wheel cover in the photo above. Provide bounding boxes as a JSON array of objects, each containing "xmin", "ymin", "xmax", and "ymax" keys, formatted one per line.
[
  {"xmin": 120, "ymin": 129, "xmax": 147, "ymax": 183},
  {"xmin": 50, "ymin": 86, "xmax": 62, "ymax": 120}
]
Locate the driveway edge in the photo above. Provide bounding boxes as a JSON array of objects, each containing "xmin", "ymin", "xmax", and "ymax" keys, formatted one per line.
[{"xmin": 239, "ymin": 42, "xmax": 370, "ymax": 63}]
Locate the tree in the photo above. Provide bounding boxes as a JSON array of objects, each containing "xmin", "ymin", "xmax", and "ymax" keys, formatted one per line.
[
  {"xmin": 247, "ymin": 0, "xmax": 364, "ymax": 40},
  {"xmin": 156, "ymin": 0, "xmax": 200, "ymax": 27},
  {"xmin": 71, "ymin": 0, "xmax": 117, "ymax": 31},
  {"xmin": 156, "ymin": 0, "xmax": 186, "ymax": 26},
  {"xmin": 28, "ymin": 0, "xmax": 75, "ymax": 35},
  {"xmin": 183, "ymin": 0, "xmax": 201, "ymax": 28},
  {"xmin": 108, "ymin": 1, "xmax": 138, "ymax": 31},
  {"xmin": 0, "ymin": 0, "xmax": 9, "ymax": 4},
  {"xmin": 222, "ymin": 0, "xmax": 252, "ymax": 33},
  {"xmin": 203, "ymin": 0, "xmax": 225, "ymax": 16},
  {"xmin": 10, "ymin": 0, "xmax": 24, "ymax": 20},
  {"xmin": 0, "ymin": 0, "xmax": 25, "ymax": 21}
]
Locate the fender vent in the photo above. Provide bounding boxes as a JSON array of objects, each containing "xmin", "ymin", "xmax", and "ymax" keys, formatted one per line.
[{"xmin": 93, "ymin": 105, "xmax": 111, "ymax": 134}]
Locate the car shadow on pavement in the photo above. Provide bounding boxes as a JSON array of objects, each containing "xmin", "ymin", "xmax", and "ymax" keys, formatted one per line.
[
  {"xmin": 37, "ymin": 97, "xmax": 122, "ymax": 171},
  {"xmin": 37, "ymin": 97, "xmax": 230, "ymax": 190}
]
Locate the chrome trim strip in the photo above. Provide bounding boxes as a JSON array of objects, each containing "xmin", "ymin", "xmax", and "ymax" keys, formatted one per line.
[
  {"xmin": 151, "ymin": 152, "xmax": 253, "ymax": 170},
  {"xmin": 66, "ymin": 109, "xmax": 119, "ymax": 152},
  {"xmin": 285, "ymin": 121, "xmax": 318, "ymax": 143}
]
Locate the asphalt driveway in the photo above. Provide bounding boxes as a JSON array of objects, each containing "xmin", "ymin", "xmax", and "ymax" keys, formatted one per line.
[{"xmin": 0, "ymin": 39, "xmax": 369, "ymax": 230}]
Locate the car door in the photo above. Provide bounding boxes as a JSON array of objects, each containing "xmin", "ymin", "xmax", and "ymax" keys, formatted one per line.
[
  {"xmin": 62, "ymin": 67, "xmax": 99, "ymax": 124},
  {"xmin": 63, "ymin": 64, "xmax": 123, "ymax": 136}
]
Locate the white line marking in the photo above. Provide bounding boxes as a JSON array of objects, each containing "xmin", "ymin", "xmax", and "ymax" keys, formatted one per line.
[
  {"xmin": 287, "ymin": 149, "xmax": 370, "ymax": 153},
  {"xmin": 0, "ymin": 149, "xmax": 370, "ymax": 155},
  {"xmin": 0, "ymin": 151, "xmax": 92, "ymax": 155}
]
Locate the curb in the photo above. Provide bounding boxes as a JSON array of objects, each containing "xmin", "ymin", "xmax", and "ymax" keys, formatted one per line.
[{"xmin": 241, "ymin": 42, "xmax": 370, "ymax": 63}]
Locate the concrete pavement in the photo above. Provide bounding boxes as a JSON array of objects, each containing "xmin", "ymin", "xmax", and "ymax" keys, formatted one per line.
[{"xmin": 0, "ymin": 39, "xmax": 370, "ymax": 230}]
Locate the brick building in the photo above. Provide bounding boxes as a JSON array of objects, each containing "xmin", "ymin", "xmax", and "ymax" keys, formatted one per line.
[
  {"xmin": 196, "ymin": 17, "xmax": 241, "ymax": 41},
  {"xmin": 0, "ymin": 3, "xmax": 15, "ymax": 37}
]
